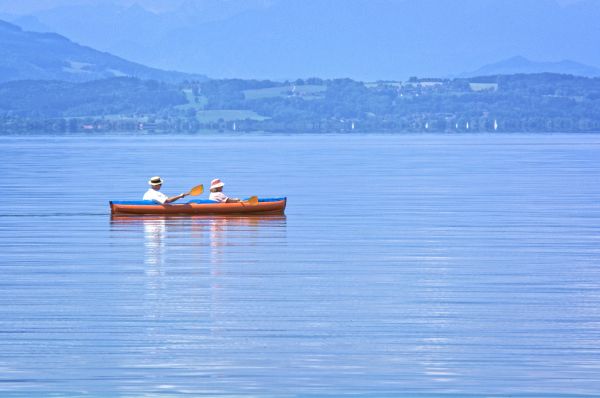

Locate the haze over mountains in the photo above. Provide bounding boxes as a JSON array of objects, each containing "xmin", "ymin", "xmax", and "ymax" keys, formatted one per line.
[
  {"xmin": 463, "ymin": 56, "xmax": 600, "ymax": 78},
  {"xmin": 1, "ymin": 0, "xmax": 599, "ymax": 81},
  {"xmin": 0, "ymin": 20, "xmax": 206, "ymax": 83}
]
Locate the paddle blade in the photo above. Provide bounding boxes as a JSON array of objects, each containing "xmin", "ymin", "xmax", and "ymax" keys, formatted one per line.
[
  {"xmin": 188, "ymin": 184, "xmax": 204, "ymax": 196},
  {"xmin": 245, "ymin": 196, "xmax": 259, "ymax": 205}
]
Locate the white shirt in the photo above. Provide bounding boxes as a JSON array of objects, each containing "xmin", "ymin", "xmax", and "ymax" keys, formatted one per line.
[
  {"xmin": 209, "ymin": 191, "xmax": 228, "ymax": 203},
  {"xmin": 143, "ymin": 188, "xmax": 168, "ymax": 204}
]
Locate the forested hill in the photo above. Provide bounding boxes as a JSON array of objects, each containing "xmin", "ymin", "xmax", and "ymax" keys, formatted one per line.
[
  {"xmin": 0, "ymin": 19, "xmax": 206, "ymax": 83},
  {"xmin": 0, "ymin": 78, "xmax": 187, "ymax": 117},
  {"xmin": 1, "ymin": 73, "xmax": 600, "ymax": 133}
]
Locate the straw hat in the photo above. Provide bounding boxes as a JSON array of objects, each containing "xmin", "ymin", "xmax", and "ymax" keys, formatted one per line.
[
  {"xmin": 148, "ymin": 176, "xmax": 164, "ymax": 186},
  {"xmin": 210, "ymin": 178, "xmax": 225, "ymax": 190}
]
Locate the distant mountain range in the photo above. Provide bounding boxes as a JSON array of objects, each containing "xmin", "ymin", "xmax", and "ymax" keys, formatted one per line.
[
  {"xmin": 2, "ymin": 0, "xmax": 599, "ymax": 80},
  {"xmin": 463, "ymin": 56, "xmax": 600, "ymax": 78},
  {"xmin": 0, "ymin": 19, "xmax": 207, "ymax": 83}
]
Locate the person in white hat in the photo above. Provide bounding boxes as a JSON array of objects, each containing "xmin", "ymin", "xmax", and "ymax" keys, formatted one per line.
[
  {"xmin": 143, "ymin": 176, "xmax": 188, "ymax": 204},
  {"xmin": 208, "ymin": 178, "xmax": 240, "ymax": 203}
]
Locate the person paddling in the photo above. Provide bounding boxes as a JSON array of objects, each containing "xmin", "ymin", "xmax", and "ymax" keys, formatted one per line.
[
  {"xmin": 208, "ymin": 178, "xmax": 240, "ymax": 203},
  {"xmin": 143, "ymin": 176, "xmax": 188, "ymax": 204}
]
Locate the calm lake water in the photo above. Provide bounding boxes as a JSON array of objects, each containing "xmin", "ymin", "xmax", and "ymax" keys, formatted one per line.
[{"xmin": 1, "ymin": 133, "xmax": 600, "ymax": 397}]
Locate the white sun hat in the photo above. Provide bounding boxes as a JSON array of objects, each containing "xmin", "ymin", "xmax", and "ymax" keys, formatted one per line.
[
  {"xmin": 148, "ymin": 176, "xmax": 164, "ymax": 186},
  {"xmin": 210, "ymin": 178, "xmax": 225, "ymax": 189}
]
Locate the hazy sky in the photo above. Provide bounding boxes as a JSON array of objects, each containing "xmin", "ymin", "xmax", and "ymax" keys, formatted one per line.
[
  {"xmin": 0, "ymin": 0, "xmax": 276, "ymax": 14},
  {"xmin": 0, "ymin": 0, "xmax": 587, "ymax": 14},
  {"xmin": 0, "ymin": 0, "xmax": 181, "ymax": 13},
  {"xmin": 2, "ymin": 0, "xmax": 597, "ymax": 79}
]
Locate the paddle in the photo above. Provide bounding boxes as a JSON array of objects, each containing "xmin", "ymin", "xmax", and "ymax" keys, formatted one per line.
[
  {"xmin": 186, "ymin": 184, "xmax": 204, "ymax": 196},
  {"xmin": 242, "ymin": 196, "xmax": 259, "ymax": 205}
]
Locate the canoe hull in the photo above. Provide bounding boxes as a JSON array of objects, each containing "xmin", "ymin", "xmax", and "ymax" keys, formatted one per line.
[{"xmin": 110, "ymin": 198, "xmax": 286, "ymax": 215}]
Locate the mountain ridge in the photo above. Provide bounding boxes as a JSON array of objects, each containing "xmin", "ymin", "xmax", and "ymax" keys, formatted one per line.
[
  {"xmin": 3, "ymin": 0, "xmax": 598, "ymax": 80},
  {"xmin": 0, "ymin": 19, "xmax": 207, "ymax": 83},
  {"xmin": 463, "ymin": 56, "xmax": 600, "ymax": 78}
]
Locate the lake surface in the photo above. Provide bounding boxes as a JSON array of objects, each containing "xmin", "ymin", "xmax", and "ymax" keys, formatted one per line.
[{"xmin": 1, "ymin": 133, "xmax": 600, "ymax": 397}]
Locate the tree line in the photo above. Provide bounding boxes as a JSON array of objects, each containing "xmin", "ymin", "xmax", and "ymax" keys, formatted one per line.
[{"xmin": 1, "ymin": 73, "xmax": 599, "ymax": 133}]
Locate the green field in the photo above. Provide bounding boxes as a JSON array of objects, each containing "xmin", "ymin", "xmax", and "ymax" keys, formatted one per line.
[
  {"xmin": 194, "ymin": 110, "xmax": 269, "ymax": 123},
  {"xmin": 243, "ymin": 85, "xmax": 326, "ymax": 100},
  {"xmin": 469, "ymin": 83, "xmax": 499, "ymax": 92}
]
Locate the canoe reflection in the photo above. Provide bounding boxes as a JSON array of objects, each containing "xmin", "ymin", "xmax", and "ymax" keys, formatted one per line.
[
  {"xmin": 109, "ymin": 214, "xmax": 287, "ymax": 328},
  {"xmin": 110, "ymin": 214, "xmax": 287, "ymax": 269}
]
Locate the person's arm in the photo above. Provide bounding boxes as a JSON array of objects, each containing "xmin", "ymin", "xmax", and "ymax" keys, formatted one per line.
[
  {"xmin": 225, "ymin": 197, "xmax": 241, "ymax": 203},
  {"xmin": 164, "ymin": 193, "xmax": 188, "ymax": 204}
]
